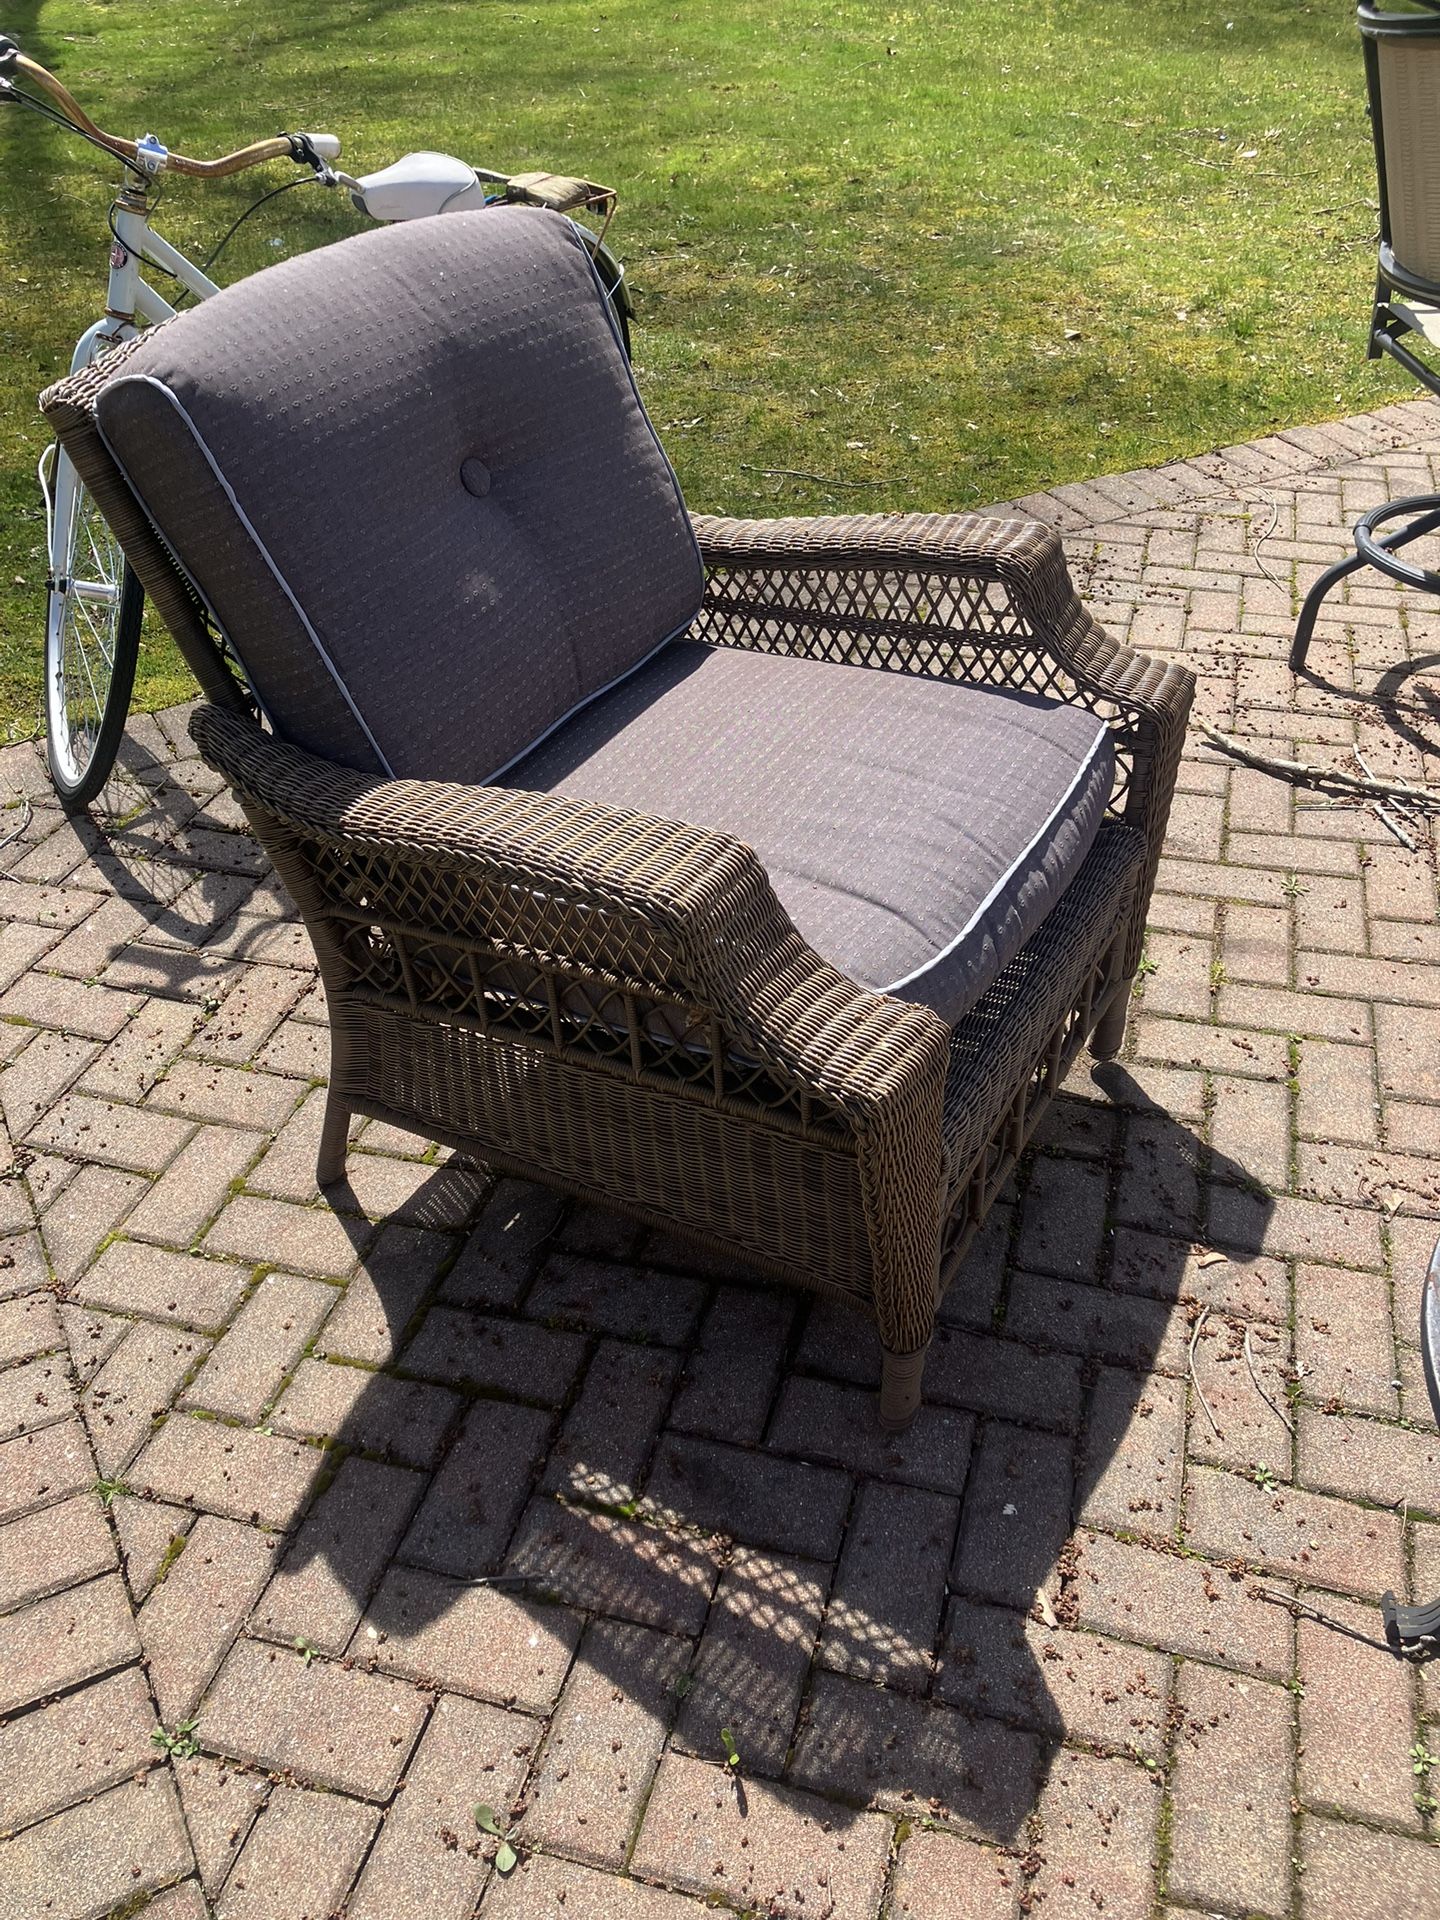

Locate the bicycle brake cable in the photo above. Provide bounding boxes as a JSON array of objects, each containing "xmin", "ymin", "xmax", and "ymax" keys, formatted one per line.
[
  {"xmin": 105, "ymin": 194, "xmax": 183, "ymax": 287},
  {"xmin": 9, "ymin": 72, "xmax": 326, "ymax": 307},
  {"xmin": 172, "ymin": 173, "xmax": 321, "ymax": 308},
  {"xmin": 1, "ymin": 78, "xmax": 132, "ymax": 165}
]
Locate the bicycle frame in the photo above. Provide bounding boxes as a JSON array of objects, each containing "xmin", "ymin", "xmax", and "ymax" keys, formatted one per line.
[
  {"xmin": 99, "ymin": 184, "xmax": 222, "ymax": 335},
  {"xmin": 44, "ymin": 176, "xmax": 220, "ymax": 592}
]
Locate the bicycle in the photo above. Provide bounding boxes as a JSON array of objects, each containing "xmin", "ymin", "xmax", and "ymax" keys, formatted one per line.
[{"xmin": 1, "ymin": 34, "xmax": 633, "ymax": 808}]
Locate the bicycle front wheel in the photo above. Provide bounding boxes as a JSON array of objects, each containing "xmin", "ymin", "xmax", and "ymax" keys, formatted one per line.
[{"xmin": 44, "ymin": 450, "xmax": 143, "ymax": 809}]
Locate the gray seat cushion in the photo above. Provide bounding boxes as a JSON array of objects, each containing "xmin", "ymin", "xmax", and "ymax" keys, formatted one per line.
[
  {"xmin": 91, "ymin": 208, "xmax": 704, "ymax": 783},
  {"xmin": 502, "ymin": 641, "xmax": 1114, "ymax": 1026}
]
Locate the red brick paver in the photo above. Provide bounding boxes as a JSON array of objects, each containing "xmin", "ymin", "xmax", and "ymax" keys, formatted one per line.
[{"xmin": 3, "ymin": 402, "xmax": 1440, "ymax": 1916}]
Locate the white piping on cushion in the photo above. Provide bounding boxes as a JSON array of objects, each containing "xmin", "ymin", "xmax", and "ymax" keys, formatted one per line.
[
  {"xmin": 88, "ymin": 429, "xmax": 278, "ymax": 739},
  {"xmin": 878, "ymin": 715, "xmax": 1112, "ymax": 997},
  {"xmin": 99, "ymin": 374, "xmax": 395, "ymax": 777},
  {"xmin": 105, "ymin": 226, "xmax": 703, "ymax": 793}
]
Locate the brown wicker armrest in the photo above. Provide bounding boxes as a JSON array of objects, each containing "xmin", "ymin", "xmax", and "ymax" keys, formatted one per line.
[
  {"xmin": 691, "ymin": 509, "xmax": 1194, "ymax": 985},
  {"xmin": 693, "ymin": 506, "xmax": 1075, "ymax": 581},
  {"xmin": 690, "ymin": 509, "xmax": 1191, "ymax": 720},
  {"xmin": 192, "ymin": 703, "xmax": 951, "ymax": 1352},
  {"xmin": 189, "ymin": 705, "xmax": 949, "ymax": 1116}
]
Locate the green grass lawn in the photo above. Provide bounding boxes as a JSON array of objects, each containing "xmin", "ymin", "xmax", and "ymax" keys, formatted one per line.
[{"xmin": 0, "ymin": 0, "xmax": 1409, "ymax": 735}]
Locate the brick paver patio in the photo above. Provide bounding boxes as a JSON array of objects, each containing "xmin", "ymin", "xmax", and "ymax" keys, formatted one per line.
[{"xmin": 2, "ymin": 399, "xmax": 1440, "ymax": 1920}]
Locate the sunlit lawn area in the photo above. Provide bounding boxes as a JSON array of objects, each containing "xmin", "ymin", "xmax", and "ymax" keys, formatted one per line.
[{"xmin": 0, "ymin": 0, "xmax": 1405, "ymax": 732}]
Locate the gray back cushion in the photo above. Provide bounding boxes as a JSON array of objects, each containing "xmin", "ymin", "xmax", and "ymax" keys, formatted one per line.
[{"xmin": 94, "ymin": 208, "xmax": 704, "ymax": 780}]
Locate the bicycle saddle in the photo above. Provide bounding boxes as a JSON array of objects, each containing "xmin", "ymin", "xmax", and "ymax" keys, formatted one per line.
[{"xmin": 349, "ymin": 151, "xmax": 490, "ymax": 222}]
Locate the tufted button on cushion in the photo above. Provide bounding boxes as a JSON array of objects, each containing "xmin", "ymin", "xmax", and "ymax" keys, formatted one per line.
[{"xmin": 90, "ymin": 208, "xmax": 704, "ymax": 782}]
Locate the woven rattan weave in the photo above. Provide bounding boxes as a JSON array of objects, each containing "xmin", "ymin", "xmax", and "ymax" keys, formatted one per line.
[{"xmin": 41, "ymin": 346, "xmax": 1192, "ymax": 1427}]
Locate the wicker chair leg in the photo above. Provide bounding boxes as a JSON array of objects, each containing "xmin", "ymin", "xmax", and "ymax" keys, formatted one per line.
[
  {"xmin": 879, "ymin": 1344, "xmax": 929, "ymax": 1432},
  {"xmin": 316, "ymin": 1093, "xmax": 351, "ymax": 1186},
  {"xmin": 1090, "ymin": 979, "xmax": 1133, "ymax": 1061}
]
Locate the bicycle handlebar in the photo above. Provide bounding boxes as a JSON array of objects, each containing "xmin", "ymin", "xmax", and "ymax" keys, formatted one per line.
[{"xmin": 3, "ymin": 40, "xmax": 340, "ymax": 177}]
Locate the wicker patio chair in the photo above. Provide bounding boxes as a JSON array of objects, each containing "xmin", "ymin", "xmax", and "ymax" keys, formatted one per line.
[{"xmin": 41, "ymin": 208, "xmax": 1193, "ymax": 1429}]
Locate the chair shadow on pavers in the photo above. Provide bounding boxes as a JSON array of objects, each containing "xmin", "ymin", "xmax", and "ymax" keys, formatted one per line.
[
  {"xmin": 3, "ymin": 726, "xmax": 307, "ymax": 984},
  {"xmin": 190, "ymin": 1066, "xmax": 1274, "ymax": 1858}
]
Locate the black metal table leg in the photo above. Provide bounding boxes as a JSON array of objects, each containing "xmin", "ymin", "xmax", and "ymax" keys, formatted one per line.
[
  {"xmin": 1290, "ymin": 550, "xmax": 1369, "ymax": 671},
  {"xmin": 1290, "ymin": 494, "xmax": 1440, "ymax": 674}
]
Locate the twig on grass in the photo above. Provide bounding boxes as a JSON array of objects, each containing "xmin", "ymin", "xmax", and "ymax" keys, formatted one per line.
[{"xmin": 739, "ymin": 464, "xmax": 880, "ymax": 491}]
